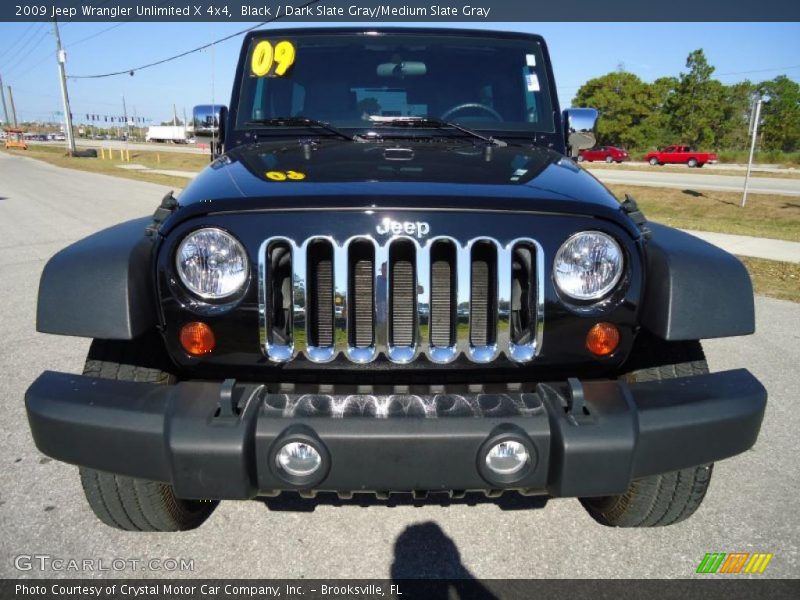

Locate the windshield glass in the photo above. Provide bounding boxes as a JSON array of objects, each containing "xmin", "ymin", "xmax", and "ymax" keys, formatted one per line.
[{"xmin": 236, "ymin": 32, "xmax": 555, "ymax": 135}]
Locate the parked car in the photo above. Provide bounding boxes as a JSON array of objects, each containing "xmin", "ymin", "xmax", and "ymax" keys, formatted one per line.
[
  {"xmin": 26, "ymin": 27, "xmax": 766, "ymax": 533},
  {"xmin": 645, "ymin": 145, "xmax": 718, "ymax": 168},
  {"xmin": 577, "ymin": 145, "xmax": 629, "ymax": 163}
]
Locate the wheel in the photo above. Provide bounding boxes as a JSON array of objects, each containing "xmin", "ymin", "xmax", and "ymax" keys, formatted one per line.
[
  {"xmin": 580, "ymin": 333, "xmax": 714, "ymax": 527},
  {"xmin": 605, "ymin": 156, "xmax": 614, "ymax": 163},
  {"xmin": 687, "ymin": 158, "xmax": 698, "ymax": 168},
  {"xmin": 78, "ymin": 336, "xmax": 218, "ymax": 531},
  {"xmin": 648, "ymin": 157, "xmax": 659, "ymax": 166},
  {"xmin": 576, "ymin": 155, "xmax": 585, "ymax": 162}
]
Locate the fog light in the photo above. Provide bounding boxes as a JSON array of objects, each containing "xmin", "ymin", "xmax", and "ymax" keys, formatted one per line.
[
  {"xmin": 180, "ymin": 321, "xmax": 215, "ymax": 356},
  {"xmin": 276, "ymin": 442, "xmax": 322, "ymax": 477},
  {"xmin": 485, "ymin": 440, "xmax": 529, "ymax": 475},
  {"xmin": 586, "ymin": 322, "xmax": 620, "ymax": 356}
]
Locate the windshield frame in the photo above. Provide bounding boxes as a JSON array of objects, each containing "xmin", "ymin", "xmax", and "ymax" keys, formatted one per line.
[{"xmin": 228, "ymin": 28, "xmax": 562, "ymax": 147}]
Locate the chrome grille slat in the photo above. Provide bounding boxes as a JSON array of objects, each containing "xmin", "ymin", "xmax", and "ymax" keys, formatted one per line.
[
  {"xmin": 291, "ymin": 240, "xmax": 307, "ymax": 359},
  {"xmin": 496, "ymin": 244, "xmax": 512, "ymax": 357},
  {"xmin": 416, "ymin": 242, "xmax": 432, "ymax": 359},
  {"xmin": 454, "ymin": 244, "xmax": 472, "ymax": 357},
  {"xmin": 260, "ymin": 235, "xmax": 544, "ymax": 365},
  {"xmin": 332, "ymin": 244, "xmax": 349, "ymax": 358}
]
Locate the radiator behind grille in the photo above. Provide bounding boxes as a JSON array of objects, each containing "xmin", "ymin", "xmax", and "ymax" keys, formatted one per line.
[{"xmin": 260, "ymin": 236, "xmax": 542, "ymax": 365}]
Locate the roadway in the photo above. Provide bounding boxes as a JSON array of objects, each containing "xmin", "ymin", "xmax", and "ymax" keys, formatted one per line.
[
  {"xmin": 587, "ymin": 166, "xmax": 800, "ymax": 197},
  {"xmin": 0, "ymin": 151, "xmax": 797, "ymax": 579}
]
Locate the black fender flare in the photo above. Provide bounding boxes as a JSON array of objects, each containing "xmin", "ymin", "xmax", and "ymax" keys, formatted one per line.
[
  {"xmin": 36, "ymin": 218, "xmax": 157, "ymax": 340},
  {"xmin": 640, "ymin": 223, "xmax": 755, "ymax": 341}
]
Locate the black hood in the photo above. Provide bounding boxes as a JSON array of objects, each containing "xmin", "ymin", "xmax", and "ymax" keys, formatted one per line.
[{"xmin": 174, "ymin": 139, "xmax": 631, "ymax": 231}]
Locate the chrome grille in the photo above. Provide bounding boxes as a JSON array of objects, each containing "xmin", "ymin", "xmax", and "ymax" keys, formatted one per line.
[{"xmin": 259, "ymin": 236, "xmax": 544, "ymax": 365}]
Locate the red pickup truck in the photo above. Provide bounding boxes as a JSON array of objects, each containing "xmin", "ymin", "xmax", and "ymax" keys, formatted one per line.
[{"xmin": 645, "ymin": 145, "xmax": 718, "ymax": 168}]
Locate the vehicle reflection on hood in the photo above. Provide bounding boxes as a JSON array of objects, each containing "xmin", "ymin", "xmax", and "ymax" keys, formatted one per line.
[{"xmin": 224, "ymin": 138, "xmax": 562, "ymax": 186}]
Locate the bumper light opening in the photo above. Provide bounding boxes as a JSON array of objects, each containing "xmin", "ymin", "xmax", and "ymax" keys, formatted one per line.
[
  {"xmin": 276, "ymin": 442, "xmax": 322, "ymax": 477},
  {"xmin": 477, "ymin": 429, "xmax": 536, "ymax": 486},
  {"xmin": 485, "ymin": 440, "xmax": 529, "ymax": 475}
]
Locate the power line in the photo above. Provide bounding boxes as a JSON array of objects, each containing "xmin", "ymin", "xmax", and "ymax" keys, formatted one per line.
[
  {"xmin": 63, "ymin": 0, "xmax": 171, "ymax": 48},
  {"xmin": 0, "ymin": 22, "xmax": 37, "ymax": 61},
  {"xmin": 68, "ymin": 0, "xmax": 323, "ymax": 79},
  {"xmin": 0, "ymin": 24, "xmax": 48, "ymax": 72},
  {"xmin": 65, "ymin": 23, "xmax": 128, "ymax": 49},
  {"xmin": 716, "ymin": 64, "xmax": 800, "ymax": 77}
]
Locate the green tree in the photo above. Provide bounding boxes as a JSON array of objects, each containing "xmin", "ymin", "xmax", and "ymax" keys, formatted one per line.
[
  {"xmin": 636, "ymin": 76, "xmax": 678, "ymax": 148},
  {"xmin": 573, "ymin": 71, "xmax": 662, "ymax": 148},
  {"xmin": 758, "ymin": 76, "xmax": 800, "ymax": 152},
  {"xmin": 714, "ymin": 81, "xmax": 757, "ymax": 149},
  {"xmin": 664, "ymin": 49, "xmax": 724, "ymax": 147}
]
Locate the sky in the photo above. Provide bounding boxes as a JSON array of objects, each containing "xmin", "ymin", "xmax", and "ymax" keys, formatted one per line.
[{"xmin": 0, "ymin": 21, "xmax": 798, "ymax": 125}]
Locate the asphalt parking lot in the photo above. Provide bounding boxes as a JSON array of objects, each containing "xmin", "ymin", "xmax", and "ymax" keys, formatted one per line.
[{"xmin": 0, "ymin": 151, "xmax": 798, "ymax": 579}]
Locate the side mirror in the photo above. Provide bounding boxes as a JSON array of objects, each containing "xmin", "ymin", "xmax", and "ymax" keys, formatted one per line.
[
  {"xmin": 563, "ymin": 108, "xmax": 598, "ymax": 157},
  {"xmin": 192, "ymin": 104, "xmax": 227, "ymax": 158}
]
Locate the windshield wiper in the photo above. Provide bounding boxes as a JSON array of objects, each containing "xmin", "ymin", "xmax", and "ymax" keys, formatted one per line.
[
  {"xmin": 368, "ymin": 116, "xmax": 506, "ymax": 146},
  {"xmin": 243, "ymin": 116, "xmax": 355, "ymax": 142}
]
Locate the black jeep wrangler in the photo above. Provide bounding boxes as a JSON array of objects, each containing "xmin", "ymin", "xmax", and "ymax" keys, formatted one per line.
[{"xmin": 26, "ymin": 28, "xmax": 766, "ymax": 531}]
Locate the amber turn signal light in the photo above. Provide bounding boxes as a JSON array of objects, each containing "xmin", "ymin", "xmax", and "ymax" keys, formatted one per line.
[
  {"xmin": 586, "ymin": 322, "xmax": 620, "ymax": 356},
  {"xmin": 180, "ymin": 322, "xmax": 216, "ymax": 356}
]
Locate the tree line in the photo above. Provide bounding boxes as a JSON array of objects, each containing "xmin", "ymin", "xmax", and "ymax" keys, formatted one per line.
[{"xmin": 572, "ymin": 49, "xmax": 800, "ymax": 153}]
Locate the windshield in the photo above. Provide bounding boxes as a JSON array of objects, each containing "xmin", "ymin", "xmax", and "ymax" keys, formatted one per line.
[{"xmin": 236, "ymin": 32, "xmax": 555, "ymax": 136}]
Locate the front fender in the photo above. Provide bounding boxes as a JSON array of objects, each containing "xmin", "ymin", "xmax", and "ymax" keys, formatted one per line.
[
  {"xmin": 640, "ymin": 223, "xmax": 755, "ymax": 341},
  {"xmin": 36, "ymin": 218, "xmax": 157, "ymax": 340}
]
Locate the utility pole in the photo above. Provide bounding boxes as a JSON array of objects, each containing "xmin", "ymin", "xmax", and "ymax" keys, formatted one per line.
[
  {"xmin": 741, "ymin": 98, "xmax": 762, "ymax": 209},
  {"xmin": 122, "ymin": 94, "xmax": 131, "ymax": 140},
  {"xmin": 7, "ymin": 85, "xmax": 18, "ymax": 127},
  {"xmin": 172, "ymin": 103, "xmax": 178, "ymax": 127},
  {"xmin": 53, "ymin": 19, "xmax": 76, "ymax": 154},
  {"xmin": 0, "ymin": 73, "xmax": 9, "ymax": 125}
]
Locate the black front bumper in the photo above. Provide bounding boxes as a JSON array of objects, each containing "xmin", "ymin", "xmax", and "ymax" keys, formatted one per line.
[{"xmin": 25, "ymin": 369, "xmax": 766, "ymax": 500}]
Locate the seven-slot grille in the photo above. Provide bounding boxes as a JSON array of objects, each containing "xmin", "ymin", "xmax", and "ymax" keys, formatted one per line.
[{"xmin": 259, "ymin": 236, "xmax": 543, "ymax": 364}]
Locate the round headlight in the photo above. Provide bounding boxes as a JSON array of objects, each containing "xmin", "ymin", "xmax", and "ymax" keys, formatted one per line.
[
  {"xmin": 176, "ymin": 228, "xmax": 249, "ymax": 300},
  {"xmin": 554, "ymin": 231, "xmax": 623, "ymax": 301}
]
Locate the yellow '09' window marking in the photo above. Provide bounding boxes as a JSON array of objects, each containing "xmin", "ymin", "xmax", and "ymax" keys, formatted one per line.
[{"xmin": 251, "ymin": 40, "xmax": 296, "ymax": 77}]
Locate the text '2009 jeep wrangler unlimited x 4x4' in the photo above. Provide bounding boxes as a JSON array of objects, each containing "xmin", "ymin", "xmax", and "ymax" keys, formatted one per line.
[{"xmin": 26, "ymin": 28, "xmax": 766, "ymax": 531}]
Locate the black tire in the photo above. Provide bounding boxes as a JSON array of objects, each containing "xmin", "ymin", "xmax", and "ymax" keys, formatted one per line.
[
  {"xmin": 79, "ymin": 336, "xmax": 218, "ymax": 532},
  {"xmin": 687, "ymin": 157, "xmax": 698, "ymax": 168},
  {"xmin": 648, "ymin": 157, "xmax": 659, "ymax": 166},
  {"xmin": 576, "ymin": 155, "xmax": 585, "ymax": 162},
  {"xmin": 605, "ymin": 155, "xmax": 614, "ymax": 163},
  {"xmin": 580, "ymin": 333, "xmax": 714, "ymax": 527}
]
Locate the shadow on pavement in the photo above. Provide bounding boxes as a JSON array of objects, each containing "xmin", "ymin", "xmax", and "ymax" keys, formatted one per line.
[
  {"xmin": 390, "ymin": 522, "xmax": 498, "ymax": 598},
  {"xmin": 261, "ymin": 491, "xmax": 548, "ymax": 513}
]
